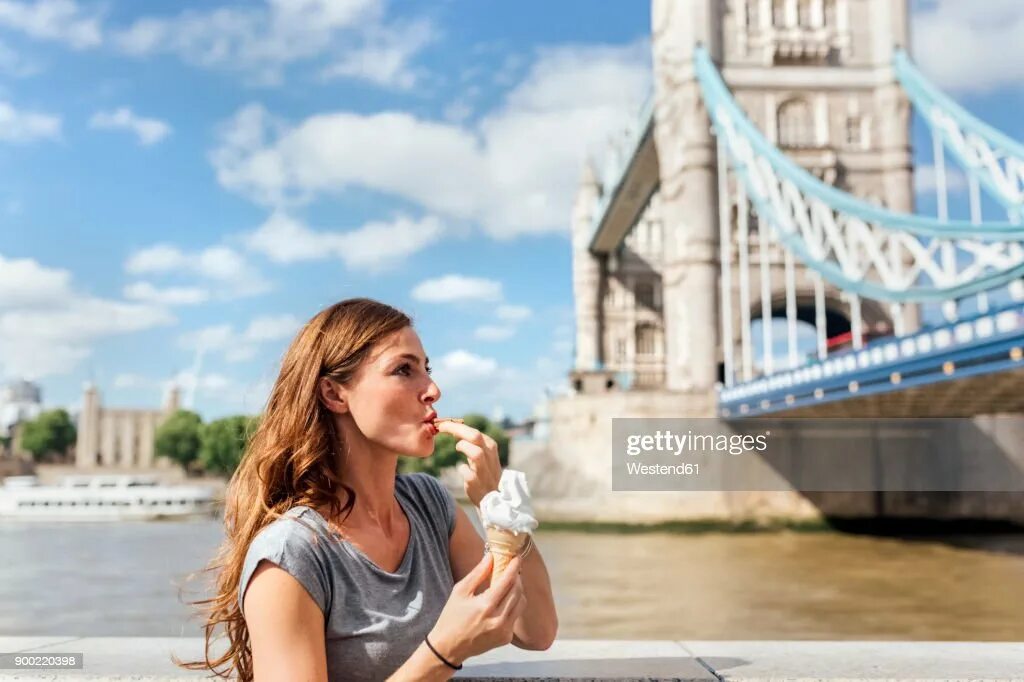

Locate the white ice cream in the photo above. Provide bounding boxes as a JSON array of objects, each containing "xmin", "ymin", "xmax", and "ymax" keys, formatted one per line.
[{"xmin": 479, "ymin": 469, "xmax": 538, "ymax": 534}]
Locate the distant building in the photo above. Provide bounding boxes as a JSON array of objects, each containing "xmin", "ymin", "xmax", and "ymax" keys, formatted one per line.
[
  {"xmin": 74, "ymin": 384, "xmax": 180, "ymax": 469},
  {"xmin": 0, "ymin": 379, "xmax": 44, "ymax": 439}
]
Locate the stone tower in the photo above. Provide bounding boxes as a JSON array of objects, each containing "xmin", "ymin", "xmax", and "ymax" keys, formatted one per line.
[
  {"xmin": 74, "ymin": 383, "xmax": 101, "ymax": 467},
  {"xmin": 571, "ymin": 0, "xmax": 916, "ymax": 399}
]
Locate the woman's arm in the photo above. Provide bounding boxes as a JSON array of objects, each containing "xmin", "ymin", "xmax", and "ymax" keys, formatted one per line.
[
  {"xmin": 385, "ymin": 642, "xmax": 459, "ymax": 681},
  {"xmin": 449, "ymin": 506, "xmax": 558, "ymax": 650},
  {"xmin": 244, "ymin": 561, "xmax": 328, "ymax": 682},
  {"xmin": 245, "ymin": 560, "xmax": 496, "ymax": 682}
]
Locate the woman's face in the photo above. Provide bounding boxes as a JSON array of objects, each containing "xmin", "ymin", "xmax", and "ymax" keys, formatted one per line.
[{"xmin": 330, "ymin": 326, "xmax": 442, "ymax": 458}]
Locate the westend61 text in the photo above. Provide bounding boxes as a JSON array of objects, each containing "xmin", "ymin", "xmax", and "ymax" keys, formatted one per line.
[
  {"xmin": 625, "ymin": 462, "xmax": 700, "ymax": 476},
  {"xmin": 625, "ymin": 430, "xmax": 770, "ymax": 457}
]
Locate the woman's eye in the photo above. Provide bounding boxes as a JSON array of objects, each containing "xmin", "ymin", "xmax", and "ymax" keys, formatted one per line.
[{"xmin": 395, "ymin": 363, "xmax": 431, "ymax": 377}]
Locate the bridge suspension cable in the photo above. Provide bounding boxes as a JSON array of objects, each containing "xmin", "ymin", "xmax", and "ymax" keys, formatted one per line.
[{"xmin": 693, "ymin": 45, "xmax": 1024, "ymax": 305}]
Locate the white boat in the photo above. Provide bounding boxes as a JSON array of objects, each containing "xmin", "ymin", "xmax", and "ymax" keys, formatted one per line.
[{"xmin": 0, "ymin": 474, "xmax": 217, "ymax": 521}]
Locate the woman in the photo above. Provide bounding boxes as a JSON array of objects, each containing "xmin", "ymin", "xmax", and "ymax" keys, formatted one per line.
[{"xmin": 182, "ymin": 298, "xmax": 558, "ymax": 681}]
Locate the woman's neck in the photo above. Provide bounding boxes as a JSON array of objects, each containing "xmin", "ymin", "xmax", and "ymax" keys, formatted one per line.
[{"xmin": 334, "ymin": 425, "xmax": 402, "ymax": 532}]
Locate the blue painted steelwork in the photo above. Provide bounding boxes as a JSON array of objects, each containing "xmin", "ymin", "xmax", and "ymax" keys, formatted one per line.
[
  {"xmin": 719, "ymin": 303, "xmax": 1024, "ymax": 417},
  {"xmin": 693, "ymin": 45, "xmax": 1024, "ymax": 302},
  {"xmin": 693, "ymin": 46, "xmax": 1024, "ymax": 240},
  {"xmin": 894, "ymin": 49, "xmax": 1024, "ymax": 215},
  {"xmin": 588, "ymin": 90, "xmax": 656, "ymax": 244}
]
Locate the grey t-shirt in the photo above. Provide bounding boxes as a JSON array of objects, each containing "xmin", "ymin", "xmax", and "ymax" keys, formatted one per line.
[{"xmin": 239, "ymin": 472, "xmax": 458, "ymax": 681}]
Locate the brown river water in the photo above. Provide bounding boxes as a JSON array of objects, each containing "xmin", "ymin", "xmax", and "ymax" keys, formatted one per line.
[{"xmin": 1, "ymin": 520, "xmax": 1021, "ymax": 640}]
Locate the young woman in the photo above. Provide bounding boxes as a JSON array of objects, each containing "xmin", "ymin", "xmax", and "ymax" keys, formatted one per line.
[{"xmin": 182, "ymin": 298, "xmax": 557, "ymax": 681}]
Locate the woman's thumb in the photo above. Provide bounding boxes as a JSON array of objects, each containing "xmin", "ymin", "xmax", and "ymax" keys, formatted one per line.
[{"xmin": 457, "ymin": 551, "xmax": 493, "ymax": 593}]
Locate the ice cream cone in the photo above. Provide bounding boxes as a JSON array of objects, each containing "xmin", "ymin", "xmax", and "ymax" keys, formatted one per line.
[{"xmin": 485, "ymin": 526, "xmax": 528, "ymax": 578}]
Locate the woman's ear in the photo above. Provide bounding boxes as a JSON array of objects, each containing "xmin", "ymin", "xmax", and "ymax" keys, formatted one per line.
[{"xmin": 319, "ymin": 377, "xmax": 349, "ymax": 414}]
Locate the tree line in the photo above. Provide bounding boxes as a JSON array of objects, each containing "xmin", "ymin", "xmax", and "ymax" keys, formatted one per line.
[{"xmin": 10, "ymin": 408, "xmax": 508, "ymax": 479}]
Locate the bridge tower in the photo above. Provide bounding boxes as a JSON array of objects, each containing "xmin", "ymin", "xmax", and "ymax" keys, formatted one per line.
[{"xmin": 572, "ymin": 0, "xmax": 919, "ymax": 402}]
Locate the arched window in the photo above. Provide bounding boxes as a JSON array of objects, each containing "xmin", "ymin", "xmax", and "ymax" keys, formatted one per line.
[
  {"xmin": 777, "ymin": 98, "xmax": 814, "ymax": 148},
  {"xmin": 746, "ymin": 0, "xmax": 761, "ymax": 29},
  {"xmin": 824, "ymin": 0, "xmax": 837, "ymax": 26},
  {"xmin": 772, "ymin": 0, "xmax": 788, "ymax": 27},
  {"xmin": 635, "ymin": 323, "xmax": 658, "ymax": 357},
  {"xmin": 798, "ymin": 0, "xmax": 815, "ymax": 27}
]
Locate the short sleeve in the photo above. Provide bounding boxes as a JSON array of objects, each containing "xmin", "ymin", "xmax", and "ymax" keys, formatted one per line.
[
  {"xmin": 238, "ymin": 513, "xmax": 332, "ymax": 617},
  {"xmin": 411, "ymin": 473, "xmax": 458, "ymax": 538}
]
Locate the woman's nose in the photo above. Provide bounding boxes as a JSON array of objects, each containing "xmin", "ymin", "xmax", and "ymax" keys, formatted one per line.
[{"xmin": 423, "ymin": 379, "xmax": 441, "ymax": 404}]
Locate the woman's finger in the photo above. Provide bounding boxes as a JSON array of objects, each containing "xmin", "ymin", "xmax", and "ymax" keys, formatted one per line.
[
  {"xmin": 485, "ymin": 557, "xmax": 522, "ymax": 609},
  {"xmin": 496, "ymin": 577, "xmax": 526, "ymax": 622},
  {"xmin": 434, "ymin": 420, "xmax": 482, "ymax": 441},
  {"xmin": 455, "ymin": 440, "xmax": 485, "ymax": 465},
  {"xmin": 507, "ymin": 589, "xmax": 527, "ymax": 624}
]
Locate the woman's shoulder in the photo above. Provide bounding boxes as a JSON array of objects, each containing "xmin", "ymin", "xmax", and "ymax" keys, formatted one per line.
[
  {"xmin": 248, "ymin": 507, "xmax": 331, "ymax": 556},
  {"xmin": 239, "ymin": 508, "xmax": 334, "ymax": 615}
]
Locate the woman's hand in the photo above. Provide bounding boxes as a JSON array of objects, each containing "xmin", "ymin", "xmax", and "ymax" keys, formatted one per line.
[
  {"xmin": 435, "ymin": 420, "xmax": 502, "ymax": 507},
  {"xmin": 427, "ymin": 553, "xmax": 526, "ymax": 665}
]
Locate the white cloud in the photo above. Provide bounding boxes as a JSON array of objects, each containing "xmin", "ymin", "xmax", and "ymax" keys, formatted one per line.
[
  {"xmin": 431, "ymin": 349, "xmax": 569, "ymax": 421},
  {"xmin": 0, "ymin": 100, "xmax": 60, "ymax": 142},
  {"xmin": 113, "ymin": 369, "xmax": 266, "ymax": 415},
  {"xmin": 224, "ymin": 345, "xmax": 259, "ymax": 364},
  {"xmin": 209, "ymin": 41, "xmax": 651, "ymax": 238},
  {"xmin": 411, "ymin": 274, "xmax": 503, "ymax": 303},
  {"xmin": 111, "ymin": 0, "xmax": 432, "ymax": 88},
  {"xmin": 0, "ymin": 253, "xmax": 174, "ymax": 379},
  {"xmin": 434, "ymin": 349, "xmax": 499, "ymax": 386},
  {"xmin": 0, "ymin": 253, "xmax": 70, "ymax": 307},
  {"xmin": 242, "ymin": 314, "xmax": 300, "ymax": 342},
  {"xmin": 474, "ymin": 325, "xmax": 515, "ymax": 341},
  {"xmin": 474, "ymin": 305, "xmax": 533, "ymax": 341},
  {"xmin": 124, "ymin": 243, "xmax": 269, "ymax": 299},
  {"xmin": 124, "ymin": 243, "xmax": 184, "ymax": 273},
  {"xmin": 178, "ymin": 324, "xmax": 234, "ymax": 352},
  {"xmin": 123, "ymin": 281, "xmax": 208, "ymax": 306},
  {"xmin": 443, "ymin": 99, "xmax": 473, "ymax": 124},
  {"xmin": 0, "ymin": 0, "xmax": 102, "ymax": 49},
  {"xmin": 244, "ymin": 211, "xmax": 444, "ymax": 272},
  {"xmin": 171, "ymin": 370, "xmax": 233, "ymax": 394},
  {"xmin": 496, "ymin": 304, "xmax": 532, "ymax": 322},
  {"xmin": 0, "ymin": 38, "xmax": 39, "ymax": 76},
  {"xmin": 113, "ymin": 372, "xmax": 148, "ymax": 389},
  {"xmin": 914, "ymin": 163, "xmax": 968, "ymax": 195},
  {"xmin": 89, "ymin": 107, "xmax": 171, "ymax": 146},
  {"xmin": 320, "ymin": 19, "xmax": 435, "ymax": 90},
  {"xmin": 913, "ymin": 0, "xmax": 1024, "ymax": 92},
  {"xmin": 178, "ymin": 314, "xmax": 301, "ymax": 364}
]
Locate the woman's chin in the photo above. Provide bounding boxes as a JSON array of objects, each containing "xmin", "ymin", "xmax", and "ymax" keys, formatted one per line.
[{"xmin": 409, "ymin": 439, "xmax": 436, "ymax": 458}]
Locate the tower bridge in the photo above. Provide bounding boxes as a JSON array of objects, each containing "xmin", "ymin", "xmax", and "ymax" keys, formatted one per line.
[{"xmin": 513, "ymin": 0, "xmax": 1024, "ymax": 523}]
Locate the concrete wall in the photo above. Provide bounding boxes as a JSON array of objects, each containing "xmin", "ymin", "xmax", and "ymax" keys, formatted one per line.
[{"xmin": 512, "ymin": 397, "xmax": 1024, "ymax": 524}]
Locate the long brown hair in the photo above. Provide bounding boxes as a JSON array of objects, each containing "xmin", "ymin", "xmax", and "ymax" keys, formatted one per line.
[{"xmin": 178, "ymin": 298, "xmax": 412, "ymax": 680}]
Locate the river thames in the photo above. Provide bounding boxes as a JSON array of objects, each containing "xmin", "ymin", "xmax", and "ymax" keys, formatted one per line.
[{"xmin": 1, "ymin": 518, "xmax": 1022, "ymax": 640}]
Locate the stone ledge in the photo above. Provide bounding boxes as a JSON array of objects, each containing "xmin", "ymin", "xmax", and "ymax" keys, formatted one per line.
[{"xmin": 0, "ymin": 637, "xmax": 1022, "ymax": 681}]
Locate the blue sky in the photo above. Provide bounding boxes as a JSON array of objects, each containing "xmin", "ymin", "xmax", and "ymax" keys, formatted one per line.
[
  {"xmin": 1, "ymin": 0, "xmax": 1022, "ymax": 421},
  {"xmin": 0, "ymin": 0, "xmax": 652, "ymax": 422}
]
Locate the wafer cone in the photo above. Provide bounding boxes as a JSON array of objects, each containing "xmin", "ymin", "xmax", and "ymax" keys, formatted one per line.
[{"xmin": 485, "ymin": 526, "xmax": 528, "ymax": 579}]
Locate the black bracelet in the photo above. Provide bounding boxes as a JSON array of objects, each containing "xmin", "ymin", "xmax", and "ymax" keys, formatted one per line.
[{"xmin": 424, "ymin": 636, "xmax": 463, "ymax": 670}]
